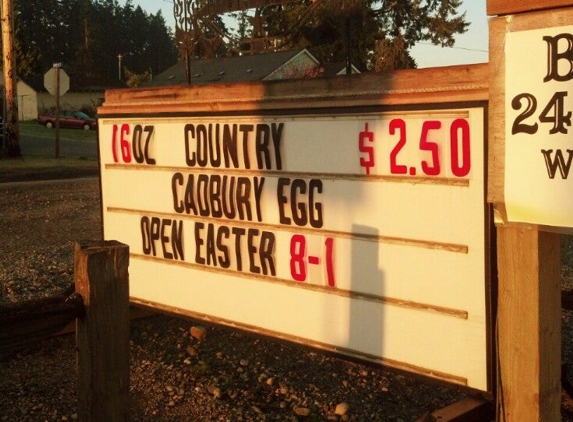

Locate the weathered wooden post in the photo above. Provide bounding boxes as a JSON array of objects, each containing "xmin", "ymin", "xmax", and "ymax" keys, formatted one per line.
[
  {"xmin": 75, "ymin": 240, "xmax": 130, "ymax": 422},
  {"xmin": 1, "ymin": 0, "xmax": 21, "ymax": 158},
  {"xmin": 488, "ymin": 1, "xmax": 573, "ymax": 420}
]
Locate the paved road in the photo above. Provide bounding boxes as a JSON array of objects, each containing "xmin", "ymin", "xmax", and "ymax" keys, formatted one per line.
[{"xmin": 19, "ymin": 133, "xmax": 98, "ymax": 159}]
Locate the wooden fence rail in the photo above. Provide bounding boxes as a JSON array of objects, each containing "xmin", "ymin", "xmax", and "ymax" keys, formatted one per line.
[
  {"xmin": 0, "ymin": 240, "xmax": 130, "ymax": 422},
  {"xmin": 0, "ymin": 284, "xmax": 83, "ymax": 351}
]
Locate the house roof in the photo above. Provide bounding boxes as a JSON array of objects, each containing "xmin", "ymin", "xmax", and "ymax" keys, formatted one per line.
[
  {"xmin": 25, "ymin": 75, "xmax": 127, "ymax": 94},
  {"xmin": 148, "ymin": 49, "xmax": 320, "ymax": 87},
  {"xmin": 320, "ymin": 62, "xmax": 361, "ymax": 77}
]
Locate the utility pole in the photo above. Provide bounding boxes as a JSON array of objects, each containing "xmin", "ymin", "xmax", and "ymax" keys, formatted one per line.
[
  {"xmin": 118, "ymin": 53, "xmax": 127, "ymax": 81},
  {"xmin": 1, "ymin": 0, "xmax": 20, "ymax": 158}
]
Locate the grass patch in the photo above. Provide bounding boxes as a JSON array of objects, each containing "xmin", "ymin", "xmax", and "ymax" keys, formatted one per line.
[
  {"xmin": 0, "ymin": 122, "xmax": 99, "ymax": 182},
  {"xmin": 20, "ymin": 120, "xmax": 97, "ymax": 142},
  {"xmin": 0, "ymin": 120, "xmax": 99, "ymax": 183}
]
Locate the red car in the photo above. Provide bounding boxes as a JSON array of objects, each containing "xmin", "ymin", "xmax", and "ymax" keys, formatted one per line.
[{"xmin": 38, "ymin": 109, "xmax": 97, "ymax": 130}]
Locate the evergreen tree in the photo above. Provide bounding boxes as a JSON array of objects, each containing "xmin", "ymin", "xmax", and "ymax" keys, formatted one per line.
[
  {"xmin": 9, "ymin": 0, "xmax": 178, "ymax": 83},
  {"xmin": 145, "ymin": 12, "xmax": 178, "ymax": 76},
  {"xmin": 8, "ymin": 0, "xmax": 468, "ymax": 84},
  {"xmin": 258, "ymin": 0, "xmax": 469, "ymax": 71},
  {"xmin": 13, "ymin": 0, "xmax": 59, "ymax": 77}
]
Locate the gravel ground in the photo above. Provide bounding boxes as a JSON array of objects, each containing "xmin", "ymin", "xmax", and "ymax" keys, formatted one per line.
[{"xmin": 1, "ymin": 177, "xmax": 573, "ymax": 421}]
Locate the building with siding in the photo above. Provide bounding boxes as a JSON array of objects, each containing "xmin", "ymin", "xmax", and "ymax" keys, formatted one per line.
[
  {"xmin": 148, "ymin": 49, "xmax": 359, "ymax": 87},
  {"xmin": 0, "ymin": 49, "xmax": 358, "ymax": 120},
  {"xmin": 0, "ymin": 74, "xmax": 38, "ymax": 121}
]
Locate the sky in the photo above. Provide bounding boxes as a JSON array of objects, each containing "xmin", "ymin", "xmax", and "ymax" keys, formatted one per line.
[{"xmin": 130, "ymin": 0, "xmax": 489, "ymax": 69}]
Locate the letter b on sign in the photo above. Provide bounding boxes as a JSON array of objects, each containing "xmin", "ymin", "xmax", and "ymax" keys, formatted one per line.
[{"xmin": 544, "ymin": 33, "xmax": 573, "ymax": 82}]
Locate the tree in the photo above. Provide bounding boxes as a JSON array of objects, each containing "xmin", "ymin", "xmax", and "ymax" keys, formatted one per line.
[
  {"xmin": 229, "ymin": 10, "xmax": 249, "ymax": 47},
  {"xmin": 13, "ymin": 0, "xmax": 58, "ymax": 78},
  {"xmin": 143, "ymin": 12, "xmax": 178, "ymax": 77},
  {"xmin": 8, "ymin": 0, "xmax": 177, "ymax": 83},
  {"xmin": 238, "ymin": 0, "xmax": 469, "ymax": 71},
  {"xmin": 124, "ymin": 67, "xmax": 151, "ymax": 87},
  {"xmin": 65, "ymin": 0, "xmax": 96, "ymax": 79},
  {"xmin": 372, "ymin": 0, "xmax": 469, "ymax": 71}
]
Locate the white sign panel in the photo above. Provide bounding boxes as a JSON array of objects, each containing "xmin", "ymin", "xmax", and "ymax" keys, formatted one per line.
[
  {"xmin": 99, "ymin": 106, "xmax": 489, "ymax": 391},
  {"xmin": 506, "ymin": 26, "xmax": 573, "ymax": 226}
]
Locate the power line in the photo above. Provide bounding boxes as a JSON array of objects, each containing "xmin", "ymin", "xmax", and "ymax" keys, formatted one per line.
[{"xmin": 416, "ymin": 41, "xmax": 488, "ymax": 53}]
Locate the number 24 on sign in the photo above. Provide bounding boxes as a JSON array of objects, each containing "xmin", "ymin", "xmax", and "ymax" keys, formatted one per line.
[{"xmin": 358, "ymin": 118, "xmax": 471, "ymax": 177}]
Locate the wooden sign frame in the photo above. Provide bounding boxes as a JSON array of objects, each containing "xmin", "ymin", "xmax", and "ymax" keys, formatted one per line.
[
  {"xmin": 97, "ymin": 65, "xmax": 494, "ymax": 393},
  {"xmin": 488, "ymin": 0, "xmax": 573, "ymax": 15},
  {"xmin": 489, "ymin": 6, "xmax": 573, "ymax": 230}
]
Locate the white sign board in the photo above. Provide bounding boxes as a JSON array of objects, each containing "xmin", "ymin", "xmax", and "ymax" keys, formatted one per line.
[
  {"xmin": 98, "ymin": 106, "xmax": 489, "ymax": 391},
  {"xmin": 505, "ymin": 26, "xmax": 573, "ymax": 226}
]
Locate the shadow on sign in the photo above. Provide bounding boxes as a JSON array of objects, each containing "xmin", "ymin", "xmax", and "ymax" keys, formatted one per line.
[{"xmin": 348, "ymin": 224, "xmax": 385, "ymax": 361}]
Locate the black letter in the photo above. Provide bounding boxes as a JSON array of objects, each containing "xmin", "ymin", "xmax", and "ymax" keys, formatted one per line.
[
  {"xmin": 223, "ymin": 124, "xmax": 239, "ymax": 168},
  {"xmin": 256, "ymin": 124, "xmax": 271, "ymax": 169},
  {"xmin": 308, "ymin": 179, "xmax": 323, "ymax": 228},
  {"xmin": 259, "ymin": 231, "xmax": 276, "ymax": 276},
  {"xmin": 197, "ymin": 174, "xmax": 210, "ymax": 217},
  {"xmin": 277, "ymin": 178, "xmax": 291, "ymax": 225},
  {"xmin": 194, "ymin": 222, "xmax": 205, "ymax": 264},
  {"xmin": 236, "ymin": 177, "xmax": 252, "ymax": 221},
  {"xmin": 232, "ymin": 227, "xmax": 245, "ymax": 271},
  {"xmin": 141, "ymin": 216, "xmax": 151, "ymax": 255},
  {"xmin": 150, "ymin": 217, "xmax": 161, "ymax": 256},
  {"xmin": 143, "ymin": 126, "xmax": 156, "ymax": 165},
  {"xmin": 209, "ymin": 124, "xmax": 222, "ymax": 167},
  {"xmin": 172, "ymin": 173, "xmax": 184, "ymax": 213},
  {"xmin": 239, "ymin": 124, "xmax": 254, "ymax": 169},
  {"xmin": 196, "ymin": 125, "xmax": 209, "ymax": 167},
  {"xmin": 184, "ymin": 124, "xmax": 196, "ymax": 166},
  {"xmin": 271, "ymin": 123, "xmax": 283, "ymax": 170},
  {"xmin": 291, "ymin": 179, "xmax": 308, "ymax": 226},
  {"xmin": 544, "ymin": 33, "xmax": 573, "ymax": 82},
  {"xmin": 247, "ymin": 228, "xmax": 261, "ymax": 274},
  {"xmin": 541, "ymin": 149, "xmax": 573, "ymax": 179},
  {"xmin": 216, "ymin": 226, "xmax": 230, "ymax": 268},
  {"xmin": 172, "ymin": 220, "xmax": 184, "ymax": 261},
  {"xmin": 161, "ymin": 219, "xmax": 173, "ymax": 259}
]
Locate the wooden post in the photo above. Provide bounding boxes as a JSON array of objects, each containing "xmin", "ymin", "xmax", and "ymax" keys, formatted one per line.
[
  {"xmin": 487, "ymin": 1, "xmax": 571, "ymax": 419},
  {"xmin": 1, "ymin": 0, "xmax": 21, "ymax": 158},
  {"xmin": 75, "ymin": 241, "xmax": 130, "ymax": 422},
  {"xmin": 496, "ymin": 226, "xmax": 561, "ymax": 421}
]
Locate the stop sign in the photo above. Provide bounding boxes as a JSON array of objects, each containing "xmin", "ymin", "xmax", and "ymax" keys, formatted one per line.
[{"xmin": 44, "ymin": 67, "xmax": 70, "ymax": 96}]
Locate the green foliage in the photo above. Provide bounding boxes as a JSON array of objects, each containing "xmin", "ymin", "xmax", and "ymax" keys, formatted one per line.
[
  {"xmin": 124, "ymin": 67, "xmax": 151, "ymax": 88},
  {"xmin": 11, "ymin": 0, "xmax": 178, "ymax": 83},
  {"xmin": 8, "ymin": 0, "xmax": 468, "ymax": 82},
  {"xmin": 258, "ymin": 0, "xmax": 469, "ymax": 71}
]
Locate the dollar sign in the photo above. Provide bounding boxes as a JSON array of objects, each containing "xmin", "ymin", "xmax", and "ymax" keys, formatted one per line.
[{"xmin": 359, "ymin": 123, "xmax": 375, "ymax": 175}]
